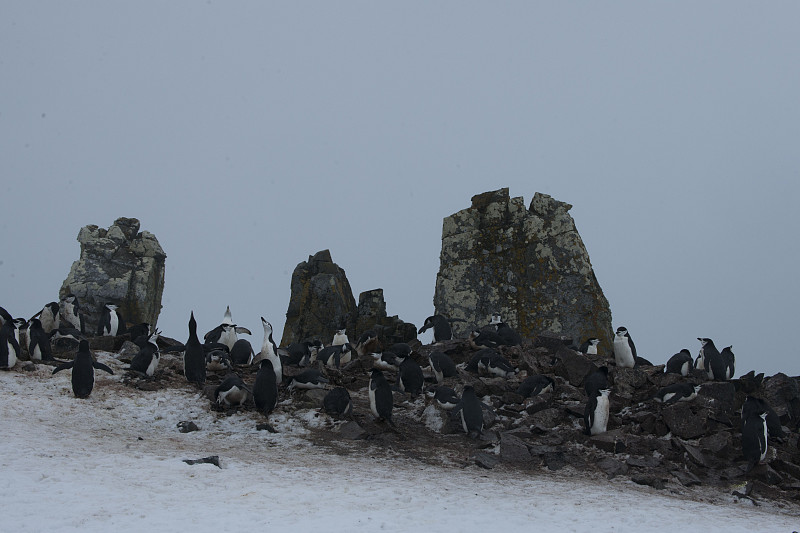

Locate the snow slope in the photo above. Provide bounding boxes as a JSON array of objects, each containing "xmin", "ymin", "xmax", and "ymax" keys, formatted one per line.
[{"xmin": 1, "ymin": 353, "xmax": 797, "ymax": 532}]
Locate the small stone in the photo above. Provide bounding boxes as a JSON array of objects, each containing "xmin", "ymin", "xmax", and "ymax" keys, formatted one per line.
[
  {"xmin": 631, "ymin": 475, "xmax": 666, "ymax": 490},
  {"xmin": 338, "ymin": 421, "xmax": 367, "ymax": 440},
  {"xmin": 182, "ymin": 455, "xmax": 221, "ymax": 468},
  {"xmin": 256, "ymin": 423, "xmax": 278, "ymax": 433},
  {"xmin": 500, "ymin": 433, "xmax": 532, "ymax": 463},
  {"xmin": 21, "ymin": 362, "xmax": 37, "ymax": 372},
  {"xmin": 473, "ymin": 452, "xmax": 500, "ymax": 470}
]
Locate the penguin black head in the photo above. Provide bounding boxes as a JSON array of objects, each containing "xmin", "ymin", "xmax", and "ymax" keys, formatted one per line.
[{"xmin": 615, "ymin": 327, "xmax": 629, "ymax": 337}]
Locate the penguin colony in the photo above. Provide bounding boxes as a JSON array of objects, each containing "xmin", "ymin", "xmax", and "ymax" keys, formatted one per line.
[{"xmin": 1, "ymin": 300, "xmax": 797, "ymax": 492}]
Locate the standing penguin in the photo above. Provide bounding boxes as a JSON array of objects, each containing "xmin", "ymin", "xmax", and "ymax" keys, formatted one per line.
[
  {"xmin": 0, "ymin": 320, "xmax": 21, "ymax": 369},
  {"xmin": 720, "ymin": 346, "xmax": 736, "ymax": 380},
  {"xmin": 97, "ymin": 303, "xmax": 126, "ymax": 336},
  {"xmin": 741, "ymin": 396, "xmax": 783, "ymax": 441},
  {"xmin": 52, "ymin": 340, "xmax": 114, "ymax": 398},
  {"xmin": 455, "ymin": 385, "xmax": 484, "ymax": 438},
  {"xmin": 584, "ymin": 388, "xmax": 611, "ymax": 435},
  {"xmin": 230, "ymin": 339, "xmax": 255, "ymax": 366},
  {"xmin": 60, "ymin": 294, "xmax": 85, "ymax": 334},
  {"xmin": 331, "ymin": 328, "xmax": 349, "ymax": 347},
  {"xmin": 27, "ymin": 318, "xmax": 54, "ymax": 362},
  {"xmin": 418, "ymin": 315, "xmax": 453, "ymax": 343},
  {"xmin": 129, "ymin": 331, "xmax": 161, "ymax": 377},
  {"xmin": 252, "ymin": 359, "xmax": 278, "ymax": 416},
  {"xmin": 183, "ymin": 312, "xmax": 206, "ymax": 385},
  {"xmin": 698, "ymin": 338, "xmax": 726, "ymax": 380},
  {"xmin": 741, "ymin": 410, "xmax": 769, "ymax": 472},
  {"xmin": 316, "ymin": 343, "xmax": 353, "ymax": 369},
  {"xmin": 578, "ymin": 338, "xmax": 601, "ymax": 355},
  {"xmin": 666, "ymin": 349, "xmax": 693, "ymax": 376},
  {"xmin": 613, "ymin": 327, "xmax": 636, "ymax": 368},
  {"xmin": 397, "ymin": 357, "xmax": 424, "ymax": 396},
  {"xmin": 258, "ymin": 318, "xmax": 282, "ymax": 385},
  {"xmin": 37, "ymin": 302, "xmax": 61, "ymax": 334},
  {"xmin": 369, "ymin": 368, "xmax": 394, "ymax": 425}
]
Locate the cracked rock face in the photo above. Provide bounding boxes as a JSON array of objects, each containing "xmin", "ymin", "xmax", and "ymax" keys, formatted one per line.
[
  {"xmin": 433, "ymin": 188, "xmax": 613, "ymax": 350},
  {"xmin": 59, "ymin": 217, "xmax": 166, "ymax": 333}
]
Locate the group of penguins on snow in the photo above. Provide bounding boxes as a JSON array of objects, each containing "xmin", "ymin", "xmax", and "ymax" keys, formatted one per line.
[{"xmin": 0, "ymin": 298, "xmax": 772, "ymax": 472}]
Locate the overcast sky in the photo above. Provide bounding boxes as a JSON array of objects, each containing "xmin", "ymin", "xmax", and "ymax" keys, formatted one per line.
[{"xmin": 2, "ymin": 2, "xmax": 798, "ymax": 376}]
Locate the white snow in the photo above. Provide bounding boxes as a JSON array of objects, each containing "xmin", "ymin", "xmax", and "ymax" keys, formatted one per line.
[{"xmin": 1, "ymin": 352, "xmax": 798, "ymax": 532}]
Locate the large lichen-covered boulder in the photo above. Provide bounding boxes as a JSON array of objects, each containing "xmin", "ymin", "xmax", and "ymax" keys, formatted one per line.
[
  {"xmin": 433, "ymin": 188, "xmax": 612, "ymax": 350},
  {"xmin": 60, "ymin": 217, "xmax": 166, "ymax": 334},
  {"xmin": 280, "ymin": 250, "xmax": 359, "ymax": 346}
]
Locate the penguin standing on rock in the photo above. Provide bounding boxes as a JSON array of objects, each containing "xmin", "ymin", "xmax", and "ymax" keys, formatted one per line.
[
  {"xmin": 741, "ymin": 409, "xmax": 769, "ymax": 472},
  {"xmin": 60, "ymin": 294, "xmax": 85, "ymax": 334},
  {"xmin": 37, "ymin": 302, "xmax": 61, "ymax": 334},
  {"xmin": 578, "ymin": 338, "xmax": 601, "ymax": 355},
  {"xmin": 52, "ymin": 340, "xmax": 114, "ymax": 398},
  {"xmin": 418, "ymin": 315, "xmax": 453, "ymax": 343},
  {"xmin": 666, "ymin": 349, "xmax": 693, "ymax": 376},
  {"xmin": 369, "ymin": 369, "xmax": 394, "ymax": 426},
  {"xmin": 698, "ymin": 338, "xmax": 726, "ymax": 380},
  {"xmin": 584, "ymin": 388, "xmax": 611, "ymax": 435},
  {"xmin": 183, "ymin": 312, "xmax": 206, "ymax": 385},
  {"xmin": 720, "ymin": 346, "xmax": 736, "ymax": 380},
  {"xmin": 455, "ymin": 385, "xmax": 484, "ymax": 438},
  {"xmin": 397, "ymin": 357, "xmax": 424, "ymax": 396},
  {"xmin": 253, "ymin": 359, "xmax": 278, "ymax": 416},
  {"xmin": 97, "ymin": 304, "xmax": 126, "ymax": 336},
  {"xmin": 613, "ymin": 327, "xmax": 636, "ymax": 368},
  {"xmin": 27, "ymin": 318, "xmax": 54, "ymax": 362}
]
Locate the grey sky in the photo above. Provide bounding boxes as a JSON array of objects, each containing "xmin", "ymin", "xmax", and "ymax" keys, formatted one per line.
[{"xmin": 2, "ymin": 2, "xmax": 798, "ymax": 376}]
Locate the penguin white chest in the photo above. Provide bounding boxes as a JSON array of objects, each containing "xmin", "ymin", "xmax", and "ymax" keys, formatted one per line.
[
  {"xmin": 368, "ymin": 384, "xmax": 379, "ymax": 418},
  {"xmin": 613, "ymin": 338, "xmax": 635, "ymax": 368},
  {"xmin": 109, "ymin": 311, "xmax": 119, "ymax": 336},
  {"xmin": 5, "ymin": 341, "xmax": 18, "ymax": 367},
  {"xmin": 146, "ymin": 353, "xmax": 160, "ymax": 376},
  {"xmin": 590, "ymin": 395, "xmax": 610, "ymax": 435}
]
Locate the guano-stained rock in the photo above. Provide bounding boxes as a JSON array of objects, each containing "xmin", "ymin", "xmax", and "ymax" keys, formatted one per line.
[
  {"xmin": 59, "ymin": 217, "xmax": 166, "ymax": 333},
  {"xmin": 433, "ymin": 188, "xmax": 612, "ymax": 350}
]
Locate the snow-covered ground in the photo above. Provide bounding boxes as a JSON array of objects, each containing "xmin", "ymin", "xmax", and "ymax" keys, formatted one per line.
[{"xmin": 1, "ymin": 352, "xmax": 798, "ymax": 533}]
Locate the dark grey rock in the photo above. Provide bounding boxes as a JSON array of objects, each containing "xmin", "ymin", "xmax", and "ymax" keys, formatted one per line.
[
  {"xmin": 662, "ymin": 403, "xmax": 707, "ymax": 439},
  {"xmin": 610, "ymin": 367, "xmax": 649, "ymax": 400},
  {"xmin": 553, "ymin": 349, "xmax": 595, "ymax": 388},
  {"xmin": 182, "ymin": 455, "xmax": 220, "ymax": 468},
  {"xmin": 338, "ymin": 421, "xmax": 367, "ymax": 440},
  {"xmin": 280, "ymin": 250, "xmax": 358, "ymax": 346},
  {"xmin": 596, "ymin": 457, "xmax": 628, "ymax": 478},
  {"xmin": 588, "ymin": 429, "xmax": 626, "ymax": 453},
  {"xmin": 631, "ymin": 475, "xmax": 666, "ymax": 490},
  {"xmin": 432, "ymin": 189, "xmax": 612, "ymax": 347},
  {"xmin": 543, "ymin": 452, "xmax": 567, "ymax": 471},
  {"xmin": 672, "ymin": 469, "xmax": 702, "ymax": 487},
  {"xmin": 528, "ymin": 407, "xmax": 564, "ymax": 429},
  {"xmin": 500, "ymin": 433, "xmax": 532, "ymax": 463},
  {"xmin": 697, "ymin": 381, "xmax": 737, "ymax": 412},
  {"xmin": 473, "ymin": 452, "xmax": 500, "ymax": 469},
  {"xmin": 60, "ymin": 217, "xmax": 166, "ymax": 333}
]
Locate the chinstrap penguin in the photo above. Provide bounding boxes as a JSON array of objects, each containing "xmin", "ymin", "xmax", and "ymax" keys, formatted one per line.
[{"xmin": 613, "ymin": 327, "xmax": 636, "ymax": 368}]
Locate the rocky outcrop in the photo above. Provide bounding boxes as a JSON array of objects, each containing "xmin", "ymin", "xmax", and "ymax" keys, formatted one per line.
[
  {"xmin": 433, "ymin": 188, "xmax": 612, "ymax": 350},
  {"xmin": 354, "ymin": 289, "xmax": 417, "ymax": 346},
  {"xmin": 60, "ymin": 217, "xmax": 166, "ymax": 333},
  {"xmin": 281, "ymin": 250, "xmax": 359, "ymax": 346},
  {"xmin": 281, "ymin": 252, "xmax": 417, "ymax": 347}
]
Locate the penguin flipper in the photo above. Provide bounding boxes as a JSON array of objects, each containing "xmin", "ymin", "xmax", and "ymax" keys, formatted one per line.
[
  {"xmin": 93, "ymin": 362, "xmax": 115, "ymax": 375},
  {"xmin": 52, "ymin": 361, "xmax": 74, "ymax": 374},
  {"xmin": 234, "ymin": 326, "xmax": 251, "ymax": 335}
]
